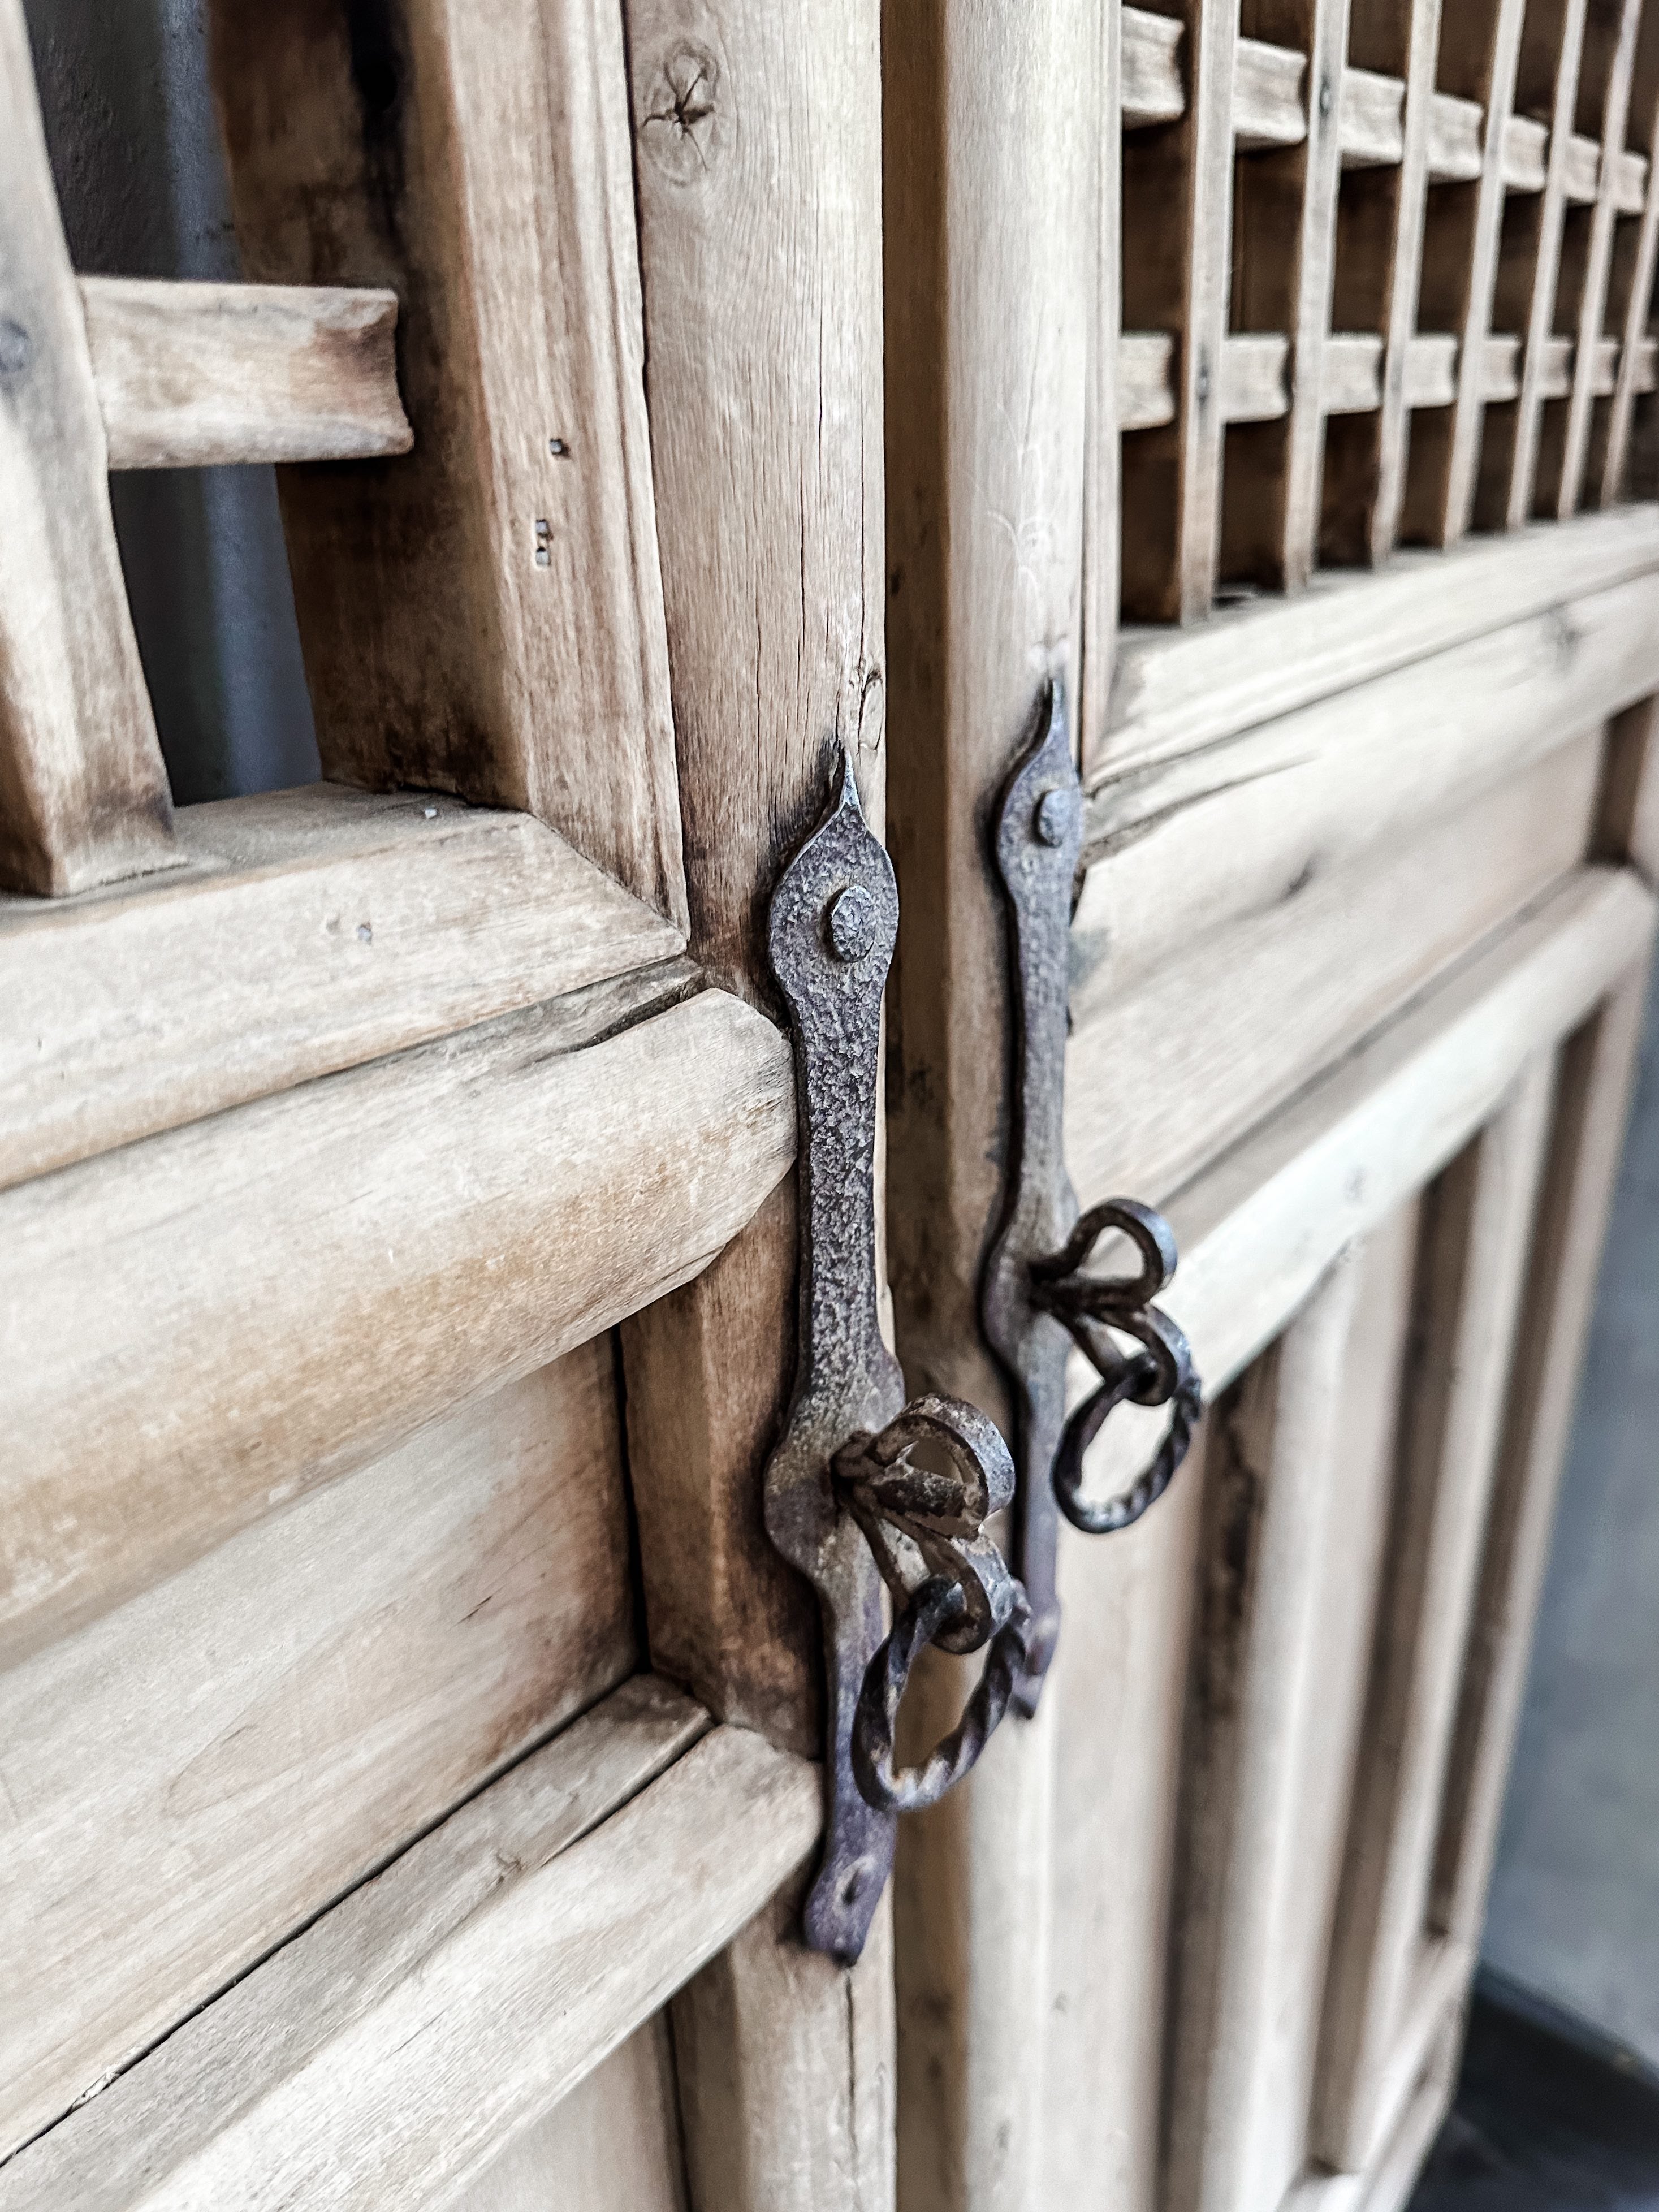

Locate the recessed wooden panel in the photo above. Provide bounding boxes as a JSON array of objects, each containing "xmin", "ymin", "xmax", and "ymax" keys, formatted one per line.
[{"xmin": 0, "ymin": 1348, "xmax": 635, "ymax": 2161}]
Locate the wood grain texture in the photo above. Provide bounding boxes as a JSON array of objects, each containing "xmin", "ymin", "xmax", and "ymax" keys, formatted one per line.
[
  {"xmin": 1095, "ymin": 503, "xmax": 1659, "ymax": 781},
  {"xmin": 207, "ymin": 0, "xmax": 686, "ymax": 926},
  {"xmin": 1314, "ymin": 1068, "xmax": 1556, "ymax": 2172},
  {"xmin": 455, "ymin": 2016, "xmax": 689, "ymax": 2212},
  {"xmin": 616, "ymin": 1, "xmax": 893, "ymax": 2201},
  {"xmin": 0, "ymin": 1708, "xmax": 819, "ymax": 2212},
  {"xmin": 1082, "ymin": 0, "xmax": 1124, "ymax": 761},
  {"xmin": 0, "ymin": 0, "xmax": 176, "ymax": 896},
  {"xmin": 0, "ymin": 785, "xmax": 685, "ymax": 1189},
  {"xmin": 0, "ymin": 976, "xmax": 793, "ymax": 1665},
  {"xmin": 0, "ymin": 1353, "xmax": 638, "ymax": 2162},
  {"xmin": 1082, "ymin": 569, "xmax": 1659, "ymax": 983},
  {"xmin": 81, "ymin": 276, "xmax": 411, "ymax": 470},
  {"xmin": 1067, "ymin": 731, "xmax": 1602, "ymax": 1212}
]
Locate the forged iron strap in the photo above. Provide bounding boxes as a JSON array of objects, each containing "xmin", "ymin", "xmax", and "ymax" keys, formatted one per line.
[
  {"xmin": 982, "ymin": 681, "xmax": 1202, "ymax": 1718},
  {"xmin": 764, "ymin": 750, "xmax": 1030, "ymax": 1965}
]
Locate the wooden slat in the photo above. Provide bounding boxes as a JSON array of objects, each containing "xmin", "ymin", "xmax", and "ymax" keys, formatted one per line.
[
  {"xmin": 1094, "ymin": 502, "xmax": 1659, "ymax": 780},
  {"xmin": 1600, "ymin": 81, "xmax": 1659, "ymax": 494},
  {"xmin": 1414, "ymin": 0, "xmax": 1528, "ymax": 545},
  {"xmin": 1165, "ymin": 1247, "xmax": 1371, "ymax": 2212},
  {"xmin": 0, "ymin": 1700, "xmax": 819, "ymax": 2212},
  {"xmin": 1120, "ymin": 0, "xmax": 1239, "ymax": 620},
  {"xmin": 1324, "ymin": 0, "xmax": 1443, "ymax": 565},
  {"xmin": 0, "ymin": 785, "xmax": 685, "ymax": 1189},
  {"xmin": 1122, "ymin": 4, "xmax": 1184, "ymax": 124},
  {"xmin": 81, "ymin": 276, "xmax": 411, "ymax": 469},
  {"xmin": 615, "ymin": 0, "xmax": 893, "ymax": 2202},
  {"xmin": 0, "ymin": 1353, "xmax": 637, "ymax": 2160},
  {"xmin": 208, "ymin": 0, "xmax": 688, "ymax": 928},
  {"xmin": 1082, "ymin": 568, "xmax": 1659, "ymax": 982},
  {"xmin": 1234, "ymin": 34, "xmax": 1308, "ymax": 149},
  {"xmin": 1314, "ymin": 1067, "xmax": 1556, "ymax": 2172},
  {"xmin": 0, "ymin": 0, "xmax": 176, "ymax": 897},
  {"xmin": 1082, "ymin": 0, "xmax": 1125, "ymax": 750},
  {"xmin": 0, "ymin": 974, "xmax": 793, "ymax": 1666},
  {"xmin": 1548, "ymin": 0, "xmax": 1645, "ymax": 515},
  {"xmin": 1504, "ymin": 112, "xmax": 1551, "ymax": 192},
  {"xmin": 455, "ymin": 2018, "xmax": 688, "ymax": 2212},
  {"xmin": 1067, "ymin": 732, "xmax": 1601, "ymax": 1209},
  {"xmin": 1493, "ymin": 0, "xmax": 1591, "ymax": 528}
]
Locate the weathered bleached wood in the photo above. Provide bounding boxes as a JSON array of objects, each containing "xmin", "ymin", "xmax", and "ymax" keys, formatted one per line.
[
  {"xmin": 1314, "ymin": 1066, "xmax": 1556, "ymax": 2173},
  {"xmin": 1600, "ymin": 60, "xmax": 1659, "ymax": 498},
  {"xmin": 1094, "ymin": 866, "xmax": 1654, "ymax": 1414},
  {"xmin": 80, "ymin": 276, "xmax": 411, "ymax": 469},
  {"xmin": 1428, "ymin": 960, "xmax": 1651, "ymax": 1958},
  {"xmin": 207, "ymin": 0, "xmax": 686, "ymax": 927},
  {"xmin": 1082, "ymin": 0, "xmax": 1125, "ymax": 748},
  {"xmin": 1234, "ymin": 36, "xmax": 1307, "ymax": 150},
  {"xmin": 1068, "ymin": 732, "xmax": 1601, "ymax": 1211},
  {"xmin": 1504, "ymin": 113, "xmax": 1551, "ymax": 193},
  {"xmin": 455, "ymin": 2017, "xmax": 688, "ymax": 2212},
  {"xmin": 1338, "ymin": 62, "xmax": 1406, "ymax": 169},
  {"xmin": 1283, "ymin": 2007, "xmax": 1463, "ymax": 2212},
  {"xmin": 1119, "ymin": 332, "xmax": 1178, "ymax": 431},
  {"xmin": 1120, "ymin": 0, "xmax": 1238, "ymax": 619},
  {"xmin": 0, "ymin": 0, "xmax": 176, "ymax": 897},
  {"xmin": 1122, "ymin": 5, "xmax": 1184, "ymax": 126},
  {"xmin": 0, "ymin": 1713, "xmax": 818, "ymax": 2212},
  {"xmin": 1082, "ymin": 569, "xmax": 1659, "ymax": 979},
  {"xmin": 616, "ymin": 1, "xmax": 893, "ymax": 2201},
  {"xmin": 1165, "ymin": 1250, "xmax": 1369, "ymax": 2212},
  {"xmin": 0, "ymin": 977, "xmax": 793, "ymax": 1665},
  {"xmin": 1095, "ymin": 503, "xmax": 1659, "ymax": 780},
  {"xmin": 1548, "ymin": 0, "xmax": 1644, "ymax": 515},
  {"xmin": 0, "ymin": 785, "xmax": 685, "ymax": 1189},
  {"xmin": 1222, "ymin": 332, "xmax": 1290, "ymax": 421},
  {"xmin": 0, "ymin": 1353, "xmax": 638, "ymax": 2161}
]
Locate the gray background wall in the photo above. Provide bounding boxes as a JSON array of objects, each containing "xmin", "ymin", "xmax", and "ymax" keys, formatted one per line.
[{"xmin": 24, "ymin": 0, "xmax": 1659, "ymax": 2067}]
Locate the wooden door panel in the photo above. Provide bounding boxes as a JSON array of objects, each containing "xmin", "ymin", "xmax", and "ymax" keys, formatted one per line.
[{"xmin": 0, "ymin": 1348, "xmax": 634, "ymax": 2160}]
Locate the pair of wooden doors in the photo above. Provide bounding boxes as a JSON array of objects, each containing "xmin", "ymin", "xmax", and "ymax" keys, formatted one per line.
[{"xmin": 3, "ymin": 0, "xmax": 1658, "ymax": 2207}]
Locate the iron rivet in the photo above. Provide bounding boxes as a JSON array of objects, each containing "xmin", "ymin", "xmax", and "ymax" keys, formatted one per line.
[
  {"xmin": 827, "ymin": 884, "xmax": 879, "ymax": 962},
  {"xmin": 1034, "ymin": 785, "xmax": 1078, "ymax": 848}
]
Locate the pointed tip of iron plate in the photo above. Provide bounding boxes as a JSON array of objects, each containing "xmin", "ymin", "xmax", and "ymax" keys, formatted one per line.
[{"xmin": 836, "ymin": 741, "xmax": 867, "ymax": 822}]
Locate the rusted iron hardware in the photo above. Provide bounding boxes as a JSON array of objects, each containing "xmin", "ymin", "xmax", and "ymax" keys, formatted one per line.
[
  {"xmin": 766, "ymin": 750, "xmax": 1031, "ymax": 1965},
  {"xmin": 982, "ymin": 681, "xmax": 1202, "ymax": 1717}
]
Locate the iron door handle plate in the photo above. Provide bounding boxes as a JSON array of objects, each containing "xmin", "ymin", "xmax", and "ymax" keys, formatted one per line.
[
  {"xmin": 982, "ymin": 681, "xmax": 1202, "ymax": 1717},
  {"xmin": 766, "ymin": 751, "xmax": 1031, "ymax": 1964}
]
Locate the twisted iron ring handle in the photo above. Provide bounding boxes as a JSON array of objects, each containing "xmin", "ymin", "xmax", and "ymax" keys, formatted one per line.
[
  {"xmin": 1030, "ymin": 1198, "xmax": 1203, "ymax": 1537},
  {"xmin": 850, "ymin": 1577, "xmax": 1032, "ymax": 1814}
]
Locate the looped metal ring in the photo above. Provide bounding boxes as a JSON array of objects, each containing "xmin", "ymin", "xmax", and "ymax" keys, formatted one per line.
[
  {"xmin": 851, "ymin": 1578, "xmax": 1032, "ymax": 1814},
  {"xmin": 1029, "ymin": 1196, "xmax": 1203, "ymax": 1537}
]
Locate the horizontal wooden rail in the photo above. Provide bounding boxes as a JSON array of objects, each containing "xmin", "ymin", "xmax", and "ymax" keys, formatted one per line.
[
  {"xmin": 1077, "ymin": 867, "xmax": 1653, "ymax": 1427},
  {"xmin": 0, "ymin": 786, "xmax": 683, "ymax": 1189},
  {"xmin": 1095, "ymin": 504, "xmax": 1659, "ymax": 778},
  {"xmin": 0, "ymin": 1678, "xmax": 820, "ymax": 2211},
  {"xmin": 1117, "ymin": 327, "xmax": 1657, "ymax": 434},
  {"xmin": 79, "ymin": 276, "xmax": 412, "ymax": 470},
  {"xmin": 1122, "ymin": 7, "xmax": 1649, "ymax": 207},
  {"xmin": 0, "ymin": 975, "xmax": 795, "ymax": 1665}
]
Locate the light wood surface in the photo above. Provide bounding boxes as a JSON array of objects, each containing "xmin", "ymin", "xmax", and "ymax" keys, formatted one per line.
[
  {"xmin": 208, "ymin": 0, "xmax": 687, "ymax": 927},
  {"xmin": 1082, "ymin": 569, "xmax": 1659, "ymax": 983},
  {"xmin": 1599, "ymin": 47, "xmax": 1659, "ymax": 501},
  {"xmin": 0, "ymin": 0, "xmax": 176, "ymax": 897},
  {"xmin": 615, "ymin": 0, "xmax": 893, "ymax": 2201},
  {"xmin": 81, "ymin": 275, "xmax": 411, "ymax": 469},
  {"xmin": 456, "ymin": 2017, "xmax": 689, "ymax": 2212},
  {"xmin": 0, "ymin": 1352, "xmax": 637, "ymax": 2161},
  {"xmin": 1067, "ymin": 731, "xmax": 1601, "ymax": 1211},
  {"xmin": 1094, "ymin": 504, "xmax": 1659, "ymax": 780},
  {"xmin": 1083, "ymin": 0, "xmax": 1125, "ymax": 741},
  {"xmin": 0, "ymin": 977, "xmax": 793, "ymax": 1664},
  {"xmin": 0, "ymin": 785, "xmax": 685, "ymax": 1188},
  {"xmin": 0, "ymin": 1699, "xmax": 819, "ymax": 2212}
]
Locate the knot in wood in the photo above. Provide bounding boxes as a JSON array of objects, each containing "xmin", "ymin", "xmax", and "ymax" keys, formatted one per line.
[{"xmin": 639, "ymin": 44, "xmax": 723, "ymax": 185}]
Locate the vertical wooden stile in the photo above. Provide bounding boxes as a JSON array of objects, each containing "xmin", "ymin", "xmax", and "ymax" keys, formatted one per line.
[
  {"xmin": 1222, "ymin": 0, "xmax": 1352, "ymax": 594},
  {"xmin": 1164, "ymin": 1235, "xmax": 1407, "ymax": 2212},
  {"xmin": 1597, "ymin": 10, "xmax": 1659, "ymax": 501},
  {"xmin": 1120, "ymin": 0, "xmax": 1242, "ymax": 622},
  {"xmin": 1410, "ymin": 0, "xmax": 1528, "ymax": 545},
  {"xmin": 208, "ymin": 0, "xmax": 688, "ymax": 926},
  {"xmin": 0, "ymin": 0, "xmax": 177, "ymax": 897},
  {"xmin": 1314, "ymin": 1064, "xmax": 1557, "ymax": 2176},
  {"xmin": 882, "ymin": 1, "xmax": 1102, "ymax": 2204},
  {"xmin": 1323, "ymin": 0, "xmax": 1443, "ymax": 567},
  {"xmin": 1082, "ymin": 0, "xmax": 1125, "ymax": 761},
  {"xmin": 1485, "ymin": 0, "xmax": 1591, "ymax": 529},
  {"xmin": 1546, "ymin": 0, "xmax": 1644, "ymax": 515},
  {"xmin": 615, "ymin": 2, "xmax": 893, "ymax": 2205}
]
